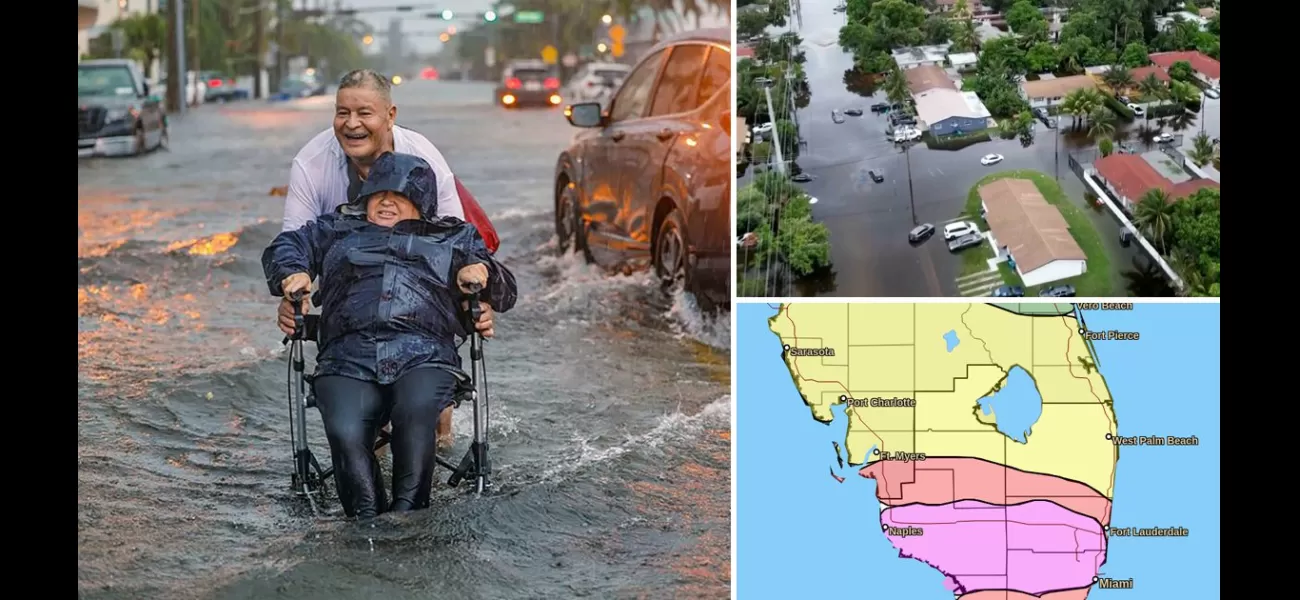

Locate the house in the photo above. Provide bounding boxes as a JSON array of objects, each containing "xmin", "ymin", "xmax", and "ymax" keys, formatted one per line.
[
  {"xmin": 978, "ymin": 178, "xmax": 1088, "ymax": 287},
  {"xmin": 892, "ymin": 44, "xmax": 952, "ymax": 70},
  {"xmin": 976, "ymin": 21, "xmax": 1011, "ymax": 44},
  {"xmin": 1091, "ymin": 153, "xmax": 1220, "ymax": 212},
  {"xmin": 904, "ymin": 65, "xmax": 957, "ymax": 94},
  {"xmin": 1020, "ymin": 74, "xmax": 1097, "ymax": 108},
  {"xmin": 1155, "ymin": 11, "xmax": 1209, "ymax": 31},
  {"xmin": 948, "ymin": 52, "xmax": 979, "ymax": 72},
  {"xmin": 1198, "ymin": 7, "xmax": 1218, "ymax": 19},
  {"xmin": 913, "ymin": 89, "xmax": 993, "ymax": 136},
  {"xmin": 929, "ymin": 0, "xmax": 983, "ymax": 14},
  {"xmin": 1149, "ymin": 51, "xmax": 1220, "ymax": 88},
  {"xmin": 737, "ymin": 44, "xmax": 755, "ymax": 59}
]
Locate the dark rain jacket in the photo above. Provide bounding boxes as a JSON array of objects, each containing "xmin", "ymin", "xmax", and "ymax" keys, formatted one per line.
[{"xmin": 262, "ymin": 152, "xmax": 518, "ymax": 385}]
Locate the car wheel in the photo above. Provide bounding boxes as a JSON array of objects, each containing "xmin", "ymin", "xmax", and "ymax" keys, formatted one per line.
[
  {"xmin": 555, "ymin": 179, "xmax": 592, "ymax": 261},
  {"xmin": 653, "ymin": 206, "xmax": 697, "ymax": 301}
]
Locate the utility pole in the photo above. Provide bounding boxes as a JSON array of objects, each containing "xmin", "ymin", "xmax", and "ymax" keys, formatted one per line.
[
  {"xmin": 190, "ymin": 0, "xmax": 201, "ymax": 106},
  {"xmin": 254, "ymin": 0, "xmax": 265, "ymax": 98},
  {"xmin": 757, "ymin": 78, "xmax": 785, "ymax": 175},
  {"xmin": 275, "ymin": 0, "xmax": 286, "ymax": 93},
  {"xmin": 166, "ymin": 0, "xmax": 188, "ymax": 114},
  {"xmin": 905, "ymin": 142, "xmax": 917, "ymax": 225}
]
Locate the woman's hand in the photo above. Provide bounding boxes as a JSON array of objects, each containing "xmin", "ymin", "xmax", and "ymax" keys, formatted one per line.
[
  {"xmin": 457, "ymin": 263, "xmax": 488, "ymax": 294},
  {"xmin": 281, "ymin": 272, "xmax": 311, "ymax": 298}
]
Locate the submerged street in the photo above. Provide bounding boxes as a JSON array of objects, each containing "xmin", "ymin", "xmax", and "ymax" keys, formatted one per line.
[{"xmin": 78, "ymin": 80, "xmax": 730, "ymax": 600}]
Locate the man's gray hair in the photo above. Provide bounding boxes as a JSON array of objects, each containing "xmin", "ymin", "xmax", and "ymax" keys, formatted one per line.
[{"xmin": 338, "ymin": 69, "xmax": 392, "ymax": 104}]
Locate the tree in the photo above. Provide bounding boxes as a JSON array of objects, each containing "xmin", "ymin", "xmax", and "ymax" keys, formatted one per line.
[
  {"xmin": 1187, "ymin": 132, "xmax": 1215, "ymax": 166},
  {"xmin": 1133, "ymin": 189, "xmax": 1176, "ymax": 253},
  {"xmin": 108, "ymin": 14, "xmax": 167, "ymax": 79},
  {"xmin": 1137, "ymin": 73, "xmax": 1167, "ymax": 102},
  {"xmin": 1168, "ymin": 187, "xmax": 1220, "ymax": 297},
  {"xmin": 738, "ymin": 11, "xmax": 769, "ymax": 40},
  {"xmin": 1167, "ymin": 60, "xmax": 1195, "ymax": 82},
  {"xmin": 1088, "ymin": 108, "xmax": 1116, "ymax": 139},
  {"xmin": 1026, "ymin": 42, "xmax": 1059, "ymax": 73},
  {"xmin": 843, "ymin": 67, "xmax": 879, "ymax": 96},
  {"xmin": 1101, "ymin": 64, "xmax": 1135, "ymax": 92},
  {"xmin": 1120, "ymin": 41, "xmax": 1150, "ymax": 67},
  {"xmin": 1098, "ymin": 137, "xmax": 1115, "ymax": 157},
  {"xmin": 951, "ymin": 19, "xmax": 979, "ymax": 53},
  {"xmin": 922, "ymin": 16, "xmax": 954, "ymax": 45}
]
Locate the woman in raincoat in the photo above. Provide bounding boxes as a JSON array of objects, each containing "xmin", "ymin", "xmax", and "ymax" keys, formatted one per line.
[{"xmin": 262, "ymin": 152, "xmax": 517, "ymax": 520}]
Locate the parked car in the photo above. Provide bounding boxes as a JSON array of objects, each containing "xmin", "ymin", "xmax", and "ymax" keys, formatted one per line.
[
  {"xmin": 980, "ymin": 153, "xmax": 1004, "ymax": 165},
  {"xmin": 565, "ymin": 61, "xmax": 630, "ymax": 103},
  {"xmin": 868, "ymin": 170, "xmax": 884, "ymax": 183},
  {"xmin": 1154, "ymin": 132, "xmax": 1174, "ymax": 144},
  {"xmin": 943, "ymin": 221, "xmax": 979, "ymax": 240},
  {"xmin": 497, "ymin": 60, "xmax": 562, "ymax": 108},
  {"xmin": 908, "ymin": 223, "xmax": 935, "ymax": 243},
  {"xmin": 156, "ymin": 70, "xmax": 207, "ymax": 105},
  {"xmin": 1038, "ymin": 285, "xmax": 1077, "ymax": 297},
  {"xmin": 893, "ymin": 127, "xmax": 921, "ymax": 143},
  {"xmin": 870, "ymin": 102, "xmax": 889, "ymax": 113},
  {"xmin": 1203, "ymin": 87, "xmax": 1220, "ymax": 99},
  {"xmin": 201, "ymin": 70, "xmax": 247, "ymax": 102},
  {"xmin": 553, "ymin": 28, "xmax": 731, "ymax": 312},
  {"xmin": 947, "ymin": 233, "xmax": 984, "ymax": 252},
  {"xmin": 1127, "ymin": 103, "xmax": 1145, "ymax": 116},
  {"xmin": 844, "ymin": 107, "xmax": 863, "ymax": 116},
  {"xmin": 78, "ymin": 59, "xmax": 167, "ymax": 157},
  {"xmin": 890, "ymin": 113, "xmax": 917, "ymax": 126},
  {"xmin": 990, "ymin": 285, "xmax": 1025, "ymax": 297},
  {"xmin": 752, "ymin": 122, "xmax": 774, "ymax": 136},
  {"xmin": 831, "ymin": 110, "xmax": 845, "ymax": 123},
  {"xmin": 791, "ymin": 173, "xmax": 813, "ymax": 182}
]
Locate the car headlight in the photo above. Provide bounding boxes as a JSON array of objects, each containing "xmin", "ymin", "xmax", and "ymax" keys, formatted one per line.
[{"xmin": 105, "ymin": 108, "xmax": 132, "ymax": 122}]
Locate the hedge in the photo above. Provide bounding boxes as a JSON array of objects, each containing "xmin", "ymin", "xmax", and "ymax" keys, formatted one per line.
[
  {"xmin": 1145, "ymin": 102, "xmax": 1187, "ymax": 119},
  {"xmin": 1103, "ymin": 95, "xmax": 1136, "ymax": 122}
]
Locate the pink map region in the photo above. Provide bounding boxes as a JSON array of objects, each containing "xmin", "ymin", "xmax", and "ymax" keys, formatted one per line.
[
  {"xmin": 882, "ymin": 500, "xmax": 1106, "ymax": 597},
  {"xmin": 861, "ymin": 457, "xmax": 1113, "ymax": 526}
]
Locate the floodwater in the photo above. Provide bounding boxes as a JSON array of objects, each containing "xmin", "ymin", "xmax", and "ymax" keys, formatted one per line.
[
  {"xmin": 78, "ymin": 81, "xmax": 731, "ymax": 599},
  {"xmin": 754, "ymin": 0, "xmax": 1172, "ymax": 297}
]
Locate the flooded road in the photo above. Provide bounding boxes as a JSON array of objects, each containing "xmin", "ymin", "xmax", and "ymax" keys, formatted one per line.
[
  {"xmin": 78, "ymin": 81, "xmax": 731, "ymax": 599},
  {"xmin": 781, "ymin": 0, "xmax": 1155, "ymax": 297}
]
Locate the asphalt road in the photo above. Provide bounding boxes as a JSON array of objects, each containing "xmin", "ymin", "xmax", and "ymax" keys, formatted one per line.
[{"xmin": 767, "ymin": 0, "xmax": 1154, "ymax": 297}]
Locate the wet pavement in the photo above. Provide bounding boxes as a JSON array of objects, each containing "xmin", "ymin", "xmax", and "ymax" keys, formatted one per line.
[
  {"xmin": 78, "ymin": 80, "xmax": 730, "ymax": 599},
  {"xmin": 769, "ymin": 0, "xmax": 1168, "ymax": 297}
]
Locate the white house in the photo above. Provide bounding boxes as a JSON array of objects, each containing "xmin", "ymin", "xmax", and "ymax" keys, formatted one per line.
[
  {"xmin": 892, "ymin": 44, "xmax": 952, "ymax": 70},
  {"xmin": 978, "ymin": 178, "xmax": 1087, "ymax": 287},
  {"xmin": 948, "ymin": 52, "xmax": 979, "ymax": 72},
  {"xmin": 1155, "ymin": 11, "xmax": 1209, "ymax": 31},
  {"xmin": 1019, "ymin": 74, "xmax": 1098, "ymax": 109}
]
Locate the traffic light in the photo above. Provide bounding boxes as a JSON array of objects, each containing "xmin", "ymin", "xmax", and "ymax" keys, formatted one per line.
[
  {"xmin": 485, "ymin": 10, "xmax": 497, "ymax": 21},
  {"xmin": 441, "ymin": 9, "xmax": 453, "ymax": 19}
]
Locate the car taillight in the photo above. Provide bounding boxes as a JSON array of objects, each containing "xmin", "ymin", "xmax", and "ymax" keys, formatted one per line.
[
  {"xmin": 208, "ymin": 79, "xmax": 223, "ymax": 87},
  {"xmin": 544, "ymin": 77, "xmax": 560, "ymax": 89},
  {"xmin": 586, "ymin": 80, "xmax": 595, "ymax": 87},
  {"xmin": 505, "ymin": 77, "xmax": 521, "ymax": 89}
]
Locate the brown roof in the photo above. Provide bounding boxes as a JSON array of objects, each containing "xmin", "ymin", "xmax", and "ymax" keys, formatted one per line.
[
  {"xmin": 1127, "ymin": 65, "xmax": 1170, "ymax": 84},
  {"xmin": 978, "ymin": 179, "xmax": 1086, "ymax": 274},
  {"xmin": 1150, "ymin": 51, "xmax": 1220, "ymax": 80},
  {"xmin": 905, "ymin": 65, "xmax": 956, "ymax": 94},
  {"xmin": 1020, "ymin": 75, "xmax": 1097, "ymax": 100},
  {"xmin": 1093, "ymin": 154, "xmax": 1220, "ymax": 202},
  {"xmin": 1198, "ymin": 7, "xmax": 1217, "ymax": 18}
]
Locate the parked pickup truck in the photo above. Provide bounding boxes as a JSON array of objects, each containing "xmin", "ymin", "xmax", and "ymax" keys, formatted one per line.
[{"xmin": 78, "ymin": 59, "xmax": 167, "ymax": 158}]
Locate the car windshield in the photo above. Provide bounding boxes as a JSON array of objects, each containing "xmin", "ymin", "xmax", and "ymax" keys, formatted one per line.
[
  {"xmin": 594, "ymin": 69, "xmax": 627, "ymax": 80},
  {"xmin": 79, "ymin": 65, "xmax": 137, "ymax": 97}
]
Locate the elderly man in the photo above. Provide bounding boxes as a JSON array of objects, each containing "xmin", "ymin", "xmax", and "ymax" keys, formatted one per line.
[{"xmin": 278, "ymin": 68, "xmax": 500, "ymax": 447}]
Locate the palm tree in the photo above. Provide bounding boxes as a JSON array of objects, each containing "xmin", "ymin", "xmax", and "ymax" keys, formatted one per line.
[
  {"xmin": 884, "ymin": 66, "xmax": 909, "ymax": 107},
  {"xmin": 1166, "ymin": 109, "xmax": 1196, "ymax": 132},
  {"xmin": 1187, "ymin": 132, "xmax": 1215, "ymax": 166},
  {"xmin": 1061, "ymin": 88, "xmax": 1104, "ymax": 131},
  {"xmin": 1137, "ymin": 74, "xmax": 1167, "ymax": 103},
  {"xmin": 1088, "ymin": 108, "xmax": 1115, "ymax": 139},
  {"xmin": 1132, "ymin": 189, "xmax": 1176, "ymax": 253},
  {"xmin": 952, "ymin": 19, "xmax": 979, "ymax": 52},
  {"xmin": 1102, "ymin": 65, "xmax": 1134, "ymax": 94}
]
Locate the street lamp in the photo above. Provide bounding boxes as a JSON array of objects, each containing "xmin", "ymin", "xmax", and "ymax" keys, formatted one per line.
[
  {"xmin": 602, "ymin": 14, "xmax": 613, "ymax": 24},
  {"xmin": 362, "ymin": 35, "xmax": 374, "ymax": 45},
  {"xmin": 441, "ymin": 9, "xmax": 453, "ymax": 20}
]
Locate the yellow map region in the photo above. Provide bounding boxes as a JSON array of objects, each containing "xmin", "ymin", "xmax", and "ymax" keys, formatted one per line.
[{"xmin": 769, "ymin": 303, "xmax": 1119, "ymax": 497}]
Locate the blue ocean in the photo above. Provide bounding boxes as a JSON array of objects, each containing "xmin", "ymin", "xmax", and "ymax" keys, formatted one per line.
[{"xmin": 735, "ymin": 303, "xmax": 1220, "ymax": 599}]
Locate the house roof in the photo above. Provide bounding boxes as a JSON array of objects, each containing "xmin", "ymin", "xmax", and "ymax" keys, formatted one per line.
[
  {"xmin": 948, "ymin": 52, "xmax": 978, "ymax": 67},
  {"xmin": 914, "ymin": 88, "xmax": 990, "ymax": 124},
  {"xmin": 1149, "ymin": 51, "xmax": 1220, "ymax": 80},
  {"xmin": 1021, "ymin": 74, "xmax": 1097, "ymax": 99},
  {"xmin": 1093, "ymin": 154, "xmax": 1220, "ymax": 202},
  {"xmin": 905, "ymin": 65, "xmax": 957, "ymax": 94},
  {"xmin": 978, "ymin": 179, "xmax": 1086, "ymax": 274},
  {"xmin": 891, "ymin": 44, "xmax": 952, "ymax": 68},
  {"xmin": 736, "ymin": 45, "xmax": 754, "ymax": 58},
  {"xmin": 1128, "ymin": 65, "xmax": 1171, "ymax": 84},
  {"xmin": 1199, "ymin": 7, "xmax": 1217, "ymax": 18}
]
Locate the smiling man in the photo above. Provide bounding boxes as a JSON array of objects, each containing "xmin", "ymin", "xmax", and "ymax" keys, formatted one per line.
[{"xmin": 280, "ymin": 69, "xmax": 499, "ymax": 448}]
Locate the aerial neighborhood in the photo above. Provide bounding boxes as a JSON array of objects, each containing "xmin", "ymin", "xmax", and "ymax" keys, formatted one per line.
[{"xmin": 735, "ymin": 0, "xmax": 1220, "ymax": 298}]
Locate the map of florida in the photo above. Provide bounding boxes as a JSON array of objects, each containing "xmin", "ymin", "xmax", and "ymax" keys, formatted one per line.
[{"xmin": 770, "ymin": 303, "xmax": 1119, "ymax": 599}]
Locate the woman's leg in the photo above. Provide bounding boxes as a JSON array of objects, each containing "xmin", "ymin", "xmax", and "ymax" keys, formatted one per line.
[
  {"xmin": 388, "ymin": 368, "xmax": 458, "ymax": 512},
  {"xmin": 312, "ymin": 375, "xmax": 390, "ymax": 520}
]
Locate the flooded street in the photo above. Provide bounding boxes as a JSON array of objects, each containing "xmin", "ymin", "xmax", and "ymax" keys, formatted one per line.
[
  {"xmin": 78, "ymin": 81, "xmax": 731, "ymax": 599},
  {"xmin": 774, "ymin": 0, "xmax": 1158, "ymax": 297}
]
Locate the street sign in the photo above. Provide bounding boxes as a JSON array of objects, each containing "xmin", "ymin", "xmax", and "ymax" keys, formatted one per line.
[
  {"xmin": 608, "ymin": 24, "xmax": 626, "ymax": 42},
  {"xmin": 514, "ymin": 10, "xmax": 544, "ymax": 23},
  {"xmin": 611, "ymin": 40, "xmax": 625, "ymax": 58},
  {"xmin": 562, "ymin": 53, "xmax": 578, "ymax": 67},
  {"xmin": 541, "ymin": 45, "xmax": 558, "ymax": 65}
]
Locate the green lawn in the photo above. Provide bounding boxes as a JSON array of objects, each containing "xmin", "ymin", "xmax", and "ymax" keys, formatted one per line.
[
  {"xmin": 961, "ymin": 170, "xmax": 1116, "ymax": 296},
  {"xmin": 959, "ymin": 241, "xmax": 997, "ymax": 278}
]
